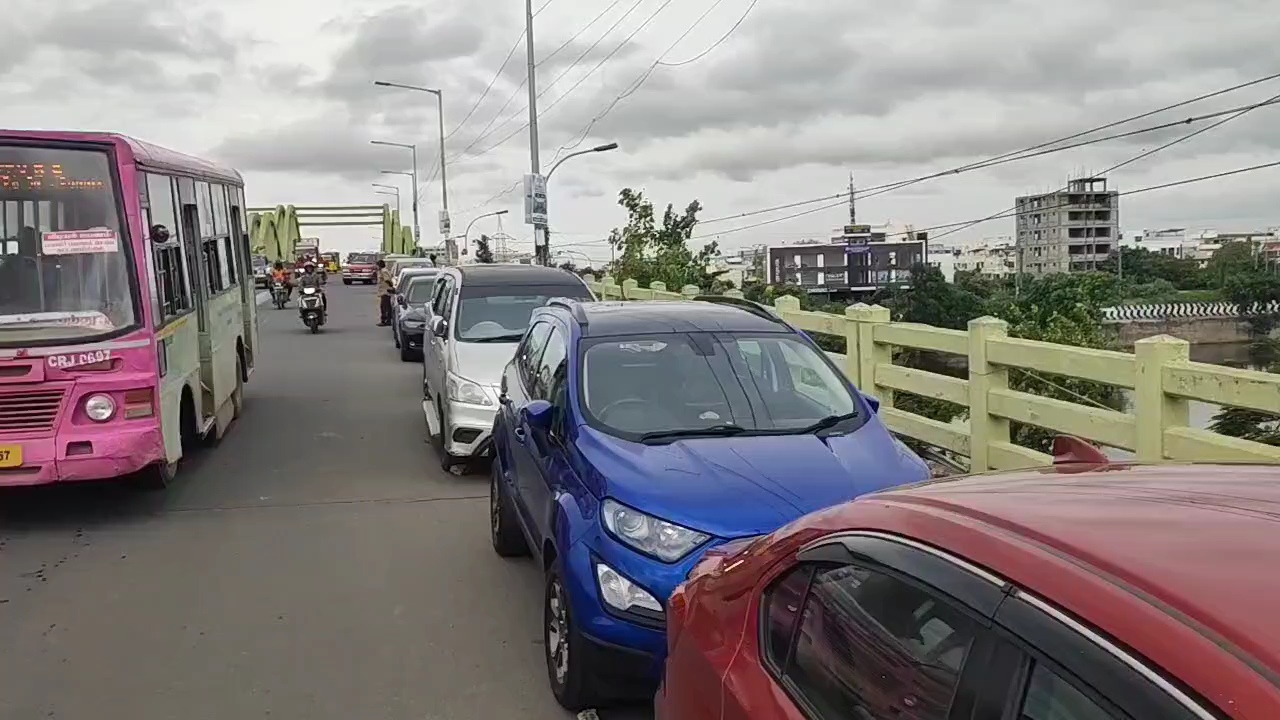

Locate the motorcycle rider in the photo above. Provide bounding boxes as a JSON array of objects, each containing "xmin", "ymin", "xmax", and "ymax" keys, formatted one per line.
[
  {"xmin": 271, "ymin": 261, "xmax": 293, "ymax": 298},
  {"xmin": 297, "ymin": 262, "xmax": 327, "ymax": 312}
]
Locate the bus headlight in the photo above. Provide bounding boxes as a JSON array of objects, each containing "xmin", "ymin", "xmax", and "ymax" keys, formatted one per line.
[{"xmin": 84, "ymin": 394, "xmax": 116, "ymax": 422}]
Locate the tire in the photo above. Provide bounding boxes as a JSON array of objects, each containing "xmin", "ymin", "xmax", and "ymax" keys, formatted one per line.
[
  {"xmin": 545, "ymin": 562, "xmax": 600, "ymax": 711},
  {"xmin": 435, "ymin": 397, "xmax": 460, "ymax": 471},
  {"xmin": 400, "ymin": 343, "xmax": 415, "ymax": 362},
  {"xmin": 310, "ymin": 323, "xmax": 319, "ymax": 334},
  {"xmin": 343, "ymin": 279, "xmax": 352, "ymax": 286},
  {"xmin": 231, "ymin": 356, "xmax": 245, "ymax": 420},
  {"xmin": 490, "ymin": 460, "xmax": 530, "ymax": 557},
  {"xmin": 135, "ymin": 459, "xmax": 177, "ymax": 490}
]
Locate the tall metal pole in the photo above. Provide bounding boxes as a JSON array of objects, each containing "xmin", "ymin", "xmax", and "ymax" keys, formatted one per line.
[
  {"xmin": 410, "ymin": 144, "xmax": 421, "ymax": 251},
  {"xmin": 525, "ymin": 0, "xmax": 547, "ymax": 264},
  {"xmin": 436, "ymin": 92, "xmax": 450, "ymax": 259}
]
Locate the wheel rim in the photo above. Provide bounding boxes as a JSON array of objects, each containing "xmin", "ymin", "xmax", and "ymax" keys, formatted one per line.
[{"xmin": 547, "ymin": 578, "xmax": 570, "ymax": 684}]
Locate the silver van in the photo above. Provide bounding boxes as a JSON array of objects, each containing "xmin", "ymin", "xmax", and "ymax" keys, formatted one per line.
[{"xmin": 420, "ymin": 264, "xmax": 594, "ymax": 470}]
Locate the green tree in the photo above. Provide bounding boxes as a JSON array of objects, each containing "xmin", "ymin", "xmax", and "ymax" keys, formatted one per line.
[
  {"xmin": 1208, "ymin": 271, "xmax": 1280, "ymax": 444},
  {"xmin": 1205, "ymin": 241, "xmax": 1258, "ymax": 287},
  {"xmin": 474, "ymin": 235, "xmax": 495, "ymax": 264},
  {"xmin": 606, "ymin": 188, "xmax": 721, "ymax": 290}
]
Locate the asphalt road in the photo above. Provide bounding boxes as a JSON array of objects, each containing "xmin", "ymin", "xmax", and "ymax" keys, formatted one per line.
[{"xmin": 0, "ymin": 282, "xmax": 651, "ymax": 720}]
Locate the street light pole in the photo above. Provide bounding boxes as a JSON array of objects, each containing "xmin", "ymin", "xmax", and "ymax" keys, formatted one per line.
[
  {"xmin": 464, "ymin": 210, "xmax": 510, "ymax": 257},
  {"xmin": 373, "ymin": 81, "xmax": 451, "ymax": 258},
  {"xmin": 379, "ymin": 169, "xmax": 415, "ymax": 253},
  {"xmin": 541, "ymin": 142, "xmax": 619, "ymax": 266},
  {"xmin": 371, "ymin": 141, "xmax": 419, "ymax": 250},
  {"xmin": 372, "ymin": 183, "xmax": 401, "ymax": 214}
]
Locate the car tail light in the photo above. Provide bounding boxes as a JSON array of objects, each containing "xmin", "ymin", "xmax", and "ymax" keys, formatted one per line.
[{"xmin": 123, "ymin": 388, "xmax": 155, "ymax": 419}]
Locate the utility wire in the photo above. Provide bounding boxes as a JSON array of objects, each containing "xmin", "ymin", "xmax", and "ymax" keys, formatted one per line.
[
  {"xmin": 456, "ymin": 0, "xmax": 677, "ymax": 163},
  {"xmin": 656, "ymin": 0, "xmax": 759, "ymax": 66},
  {"xmin": 441, "ymin": 0, "xmax": 558, "ymax": 139},
  {"xmin": 550, "ymin": 0, "xmax": 743, "ymax": 164},
  {"xmin": 466, "ymin": 158, "xmax": 1280, "ymax": 253},
  {"xmin": 445, "ymin": 34, "xmax": 527, "ymax": 140},
  {"xmin": 451, "ymin": 0, "xmax": 650, "ymax": 162},
  {"xmin": 692, "ymin": 160, "xmax": 1280, "ymax": 243},
  {"xmin": 930, "ymin": 86, "xmax": 1280, "ymax": 241},
  {"xmin": 537, "ymin": 0, "xmax": 630, "ymax": 69},
  {"xmin": 698, "ymin": 94, "xmax": 1280, "ymax": 226}
]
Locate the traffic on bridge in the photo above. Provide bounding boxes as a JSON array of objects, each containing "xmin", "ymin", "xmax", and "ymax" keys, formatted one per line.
[{"xmin": 5, "ymin": 0, "xmax": 1280, "ymax": 715}]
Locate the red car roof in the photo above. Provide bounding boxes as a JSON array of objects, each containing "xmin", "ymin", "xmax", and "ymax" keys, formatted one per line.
[{"xmin": 784, "ymin": 463, "xmax": 1280, "ymax": 715}]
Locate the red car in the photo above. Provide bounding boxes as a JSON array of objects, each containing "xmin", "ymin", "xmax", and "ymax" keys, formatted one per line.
[
  {"xmin": 343, "ymin": 252, "xmax": 381, "ymax": 285},
  {"xmin": 659, "ymin": 439, "xmax": 1280, "ymax": 720}
]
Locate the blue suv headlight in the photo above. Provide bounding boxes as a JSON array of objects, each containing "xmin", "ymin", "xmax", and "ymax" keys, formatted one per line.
[{"xmin": 601, "ymin": 498, "xmax": 709, "ymax": 562}]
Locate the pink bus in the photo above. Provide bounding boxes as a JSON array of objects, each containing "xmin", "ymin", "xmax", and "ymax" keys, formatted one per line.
[{"xmin": 0, "ymin": 131, "xmax": 260, "ymax": 489}]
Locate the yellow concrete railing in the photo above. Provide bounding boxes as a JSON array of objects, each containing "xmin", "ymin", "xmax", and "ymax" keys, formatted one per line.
[{"xmin": 583, "ymin": 274, "xmax": 1280, "ymax": 471}]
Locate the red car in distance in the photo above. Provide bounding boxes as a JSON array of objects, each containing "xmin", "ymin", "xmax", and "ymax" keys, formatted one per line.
[
  {"xmin": 659, "ymin": 439, "xmax": 1280, "ymax": 720},
  {"xmin": 343, "ymin": 251, "xmax": 381, "ymax": 285}
]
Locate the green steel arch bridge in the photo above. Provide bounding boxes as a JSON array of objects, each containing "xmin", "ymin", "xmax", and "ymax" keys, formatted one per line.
[{"xmin": 246, "ymin": 204, "xmax": 418, "ymax": 263}]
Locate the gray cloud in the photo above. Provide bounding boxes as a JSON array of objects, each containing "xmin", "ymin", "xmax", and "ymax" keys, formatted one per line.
[
  {"xmin": 1, "ymin": 0, "xmax": 243, "ymax": 97},
  {"xmin": 540, "ymin": 0, "xmax": 1280, "ymax": 181}
]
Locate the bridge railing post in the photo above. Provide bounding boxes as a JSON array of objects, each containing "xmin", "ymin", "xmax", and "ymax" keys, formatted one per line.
[
  {"xmin": 680, "ymin": 284, "xmax": 701, "ymax": 299},
  {"xmin": 1133, "ymin": 335, "xmax": 1191, "ymax": 461},
  {"xmin": 622, "ymin": 279, "xmax": 639, "ymax": 299},
  {"xmin": 968, "ymin": 316, "xmax": 1010, "ymax": 472},
  {"xmin": 601, "ymin": 276, "xmax": 619, "ymax": 299},
  {"xmin": 849, "ymin": 305, "xmax": 891, "ymax": 406}
]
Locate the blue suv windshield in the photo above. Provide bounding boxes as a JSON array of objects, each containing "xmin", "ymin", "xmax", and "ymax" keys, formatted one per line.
[{"xmin": 579, "ymin": 332, "xmax": 860, "ymax": 439}]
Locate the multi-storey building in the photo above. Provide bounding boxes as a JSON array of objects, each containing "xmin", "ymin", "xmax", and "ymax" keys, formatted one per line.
[
  {"xmin": 766, "ymin": 224, "xmax": 927, "ymax": 296},
  {"xmin": 1014, "ymin": 177, "xmax": 1119, "ymax": 275}
]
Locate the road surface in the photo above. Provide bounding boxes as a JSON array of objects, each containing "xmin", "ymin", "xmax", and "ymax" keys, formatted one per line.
[{"xmin": 0, "ymin": 283, "xmax": 652, "ymax": 720}]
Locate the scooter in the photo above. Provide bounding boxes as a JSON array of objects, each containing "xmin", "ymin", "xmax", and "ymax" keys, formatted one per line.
[
  {"xmin": 299, "ymin": 287, "xmax": 326, "ymax": 334},
  {"xmin": 272, "ymin": 280, "xmax": 289, "ymax": 309}
]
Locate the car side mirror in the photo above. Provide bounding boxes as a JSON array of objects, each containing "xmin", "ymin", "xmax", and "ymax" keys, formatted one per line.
[
  {"xmin": 861, "ymin": 392, "xmax": 880, "ymax": 413},
  {"xmin": 522, "ymin": 399, "xmax": 554, "ymax": 431},
  {"xmin": 429, "ymin": 316, "xmax": 448, "ymax": 338},
  {"xmin": 397, "ymin": 295, "xmax": 407, "ymax": 307}
]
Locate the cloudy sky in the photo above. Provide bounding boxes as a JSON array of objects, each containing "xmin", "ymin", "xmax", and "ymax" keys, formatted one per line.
[{"xmin": 6, "ymin": 0, "xmax": 1280, "ymax": 264}]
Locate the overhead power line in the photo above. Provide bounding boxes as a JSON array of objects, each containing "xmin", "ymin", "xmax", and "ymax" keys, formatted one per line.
[
  {"xmin": 451, "ymin": 0, "xmax": 652, "ymax": 162},
  {"xmin": 698, "ymin": 93, "xmax": 1280, "ymax": 226},
  {"xmin": 656, "ymin": 0, "xmax": 760, "ymax": 67},
  {"xmin": 446, "ymin": 34, "xmax": 527, "ymax": 140},
  {"xmin": 682, "ymin": 159, "xmax": 1280, "ymax": 242},
  {"xmin": 442, "ymin": 0, "xmax": 558, "ymax": 139},
  {"xmin": 929, "ymin": 85, "xmax": 1280, "ymax": 241},
  {"xmin": 550, "ymin": 0, "xmax": 751, "ymax": 163}
]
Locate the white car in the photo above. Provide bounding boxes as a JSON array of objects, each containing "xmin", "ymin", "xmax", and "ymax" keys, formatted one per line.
[{"xmin": 420, "ymin": 264, "xmax": 594, "ymax": 471}]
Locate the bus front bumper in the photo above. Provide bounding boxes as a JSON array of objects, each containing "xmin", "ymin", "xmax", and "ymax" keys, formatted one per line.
[{"xmin": 0, "ymin": 425, "xmax": 167, "ymax": 487}]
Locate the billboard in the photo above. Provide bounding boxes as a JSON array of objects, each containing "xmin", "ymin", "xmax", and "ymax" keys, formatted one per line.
[{"xmin": 524, "ymin": 173, "xmax": 547, "ymax": 225}]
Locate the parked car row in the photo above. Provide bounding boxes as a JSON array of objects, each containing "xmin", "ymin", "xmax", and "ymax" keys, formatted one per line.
[{"xmin": 384, "ymin": 266, "xmax": 1280, "ymax": 719}]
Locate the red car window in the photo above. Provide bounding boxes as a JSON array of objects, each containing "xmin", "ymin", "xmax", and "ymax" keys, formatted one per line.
[
  {"xmin": 768, "ymin": 563, "xmax": 977, "ymax": 720},
  {"xmin": 1019, "ymin": 663, "xmax": 1118, "ymax": 720}
]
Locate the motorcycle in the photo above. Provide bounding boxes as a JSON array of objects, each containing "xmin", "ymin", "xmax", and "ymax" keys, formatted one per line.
[
  {"xmin": 299, "ymin": 287, "xmax": 326, "ymax": 334},
  {"xmin": 272, "ymin": 280, "xmax": 289, "ymax": 309}
]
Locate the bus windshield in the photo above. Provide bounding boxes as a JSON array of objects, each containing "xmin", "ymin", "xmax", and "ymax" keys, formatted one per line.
[{"xmin": 0, "ymin": 145, "xmax": 137, "ymax": 345}]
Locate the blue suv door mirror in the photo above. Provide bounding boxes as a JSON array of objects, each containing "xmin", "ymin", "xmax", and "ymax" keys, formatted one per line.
[
  {"xmin": 861, "ymin": 392, "xmax": 881, "ymax": 413},
  {"xmin": 522, "ymin": 399, "xmax": 555, "ymax": 430}
]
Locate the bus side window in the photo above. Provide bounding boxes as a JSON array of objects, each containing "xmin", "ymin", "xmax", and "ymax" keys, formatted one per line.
[{"xmin": 144, "ymin": 173, "xmax": 191, "ymax": 320}]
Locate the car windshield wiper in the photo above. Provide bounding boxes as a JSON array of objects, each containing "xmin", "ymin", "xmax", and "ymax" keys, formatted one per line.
[
  {"xmin": 639, "ymin": 424, "xmax": 750, "ymax": 444},
  {"xmin": 794, "ymin": 412, "xmax": 861, "ymax": 435},
  {"xmin": 468, "ymin": 333, "xmax": 526, "ymax": 343}
]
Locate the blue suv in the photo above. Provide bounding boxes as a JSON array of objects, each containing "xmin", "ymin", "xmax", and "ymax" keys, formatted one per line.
[{"xmin": 489, "ymin": 296, "xmax": 930, "ymax": 710}]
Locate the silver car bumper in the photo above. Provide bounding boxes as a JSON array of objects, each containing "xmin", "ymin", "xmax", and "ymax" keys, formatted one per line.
[{"xmin": 443, "ymin": 400, "xmax": 497, "ymax": 457}]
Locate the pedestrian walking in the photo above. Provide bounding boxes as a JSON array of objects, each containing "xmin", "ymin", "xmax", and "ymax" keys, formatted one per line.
[{"xmin": 376, "ymin": 260, "xmax": 394, "ymax": 326}]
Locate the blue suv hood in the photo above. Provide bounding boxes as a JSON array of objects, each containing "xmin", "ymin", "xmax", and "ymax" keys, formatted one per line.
[{"xmin": 581, "ymin": 420, "xmax": 929, "ymax": 539}]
